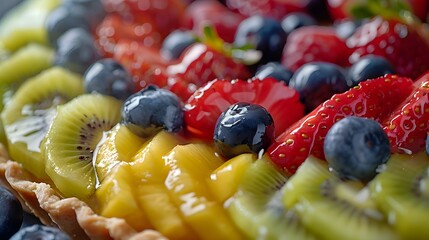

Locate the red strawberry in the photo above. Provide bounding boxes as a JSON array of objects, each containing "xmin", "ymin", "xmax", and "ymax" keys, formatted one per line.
[
  {"xmin": 113, "ymin": 40, "xmax": 167, "ymax": 90},
  {"xmin": 268, "ymin": 75, "xmax": 414, "ymax": 173},
  {"xmin": 346, "ymin": 17, "xmax": 429, "ymax": 79},
  {"xmin": 184, "ymin": 78, "xmax": 305, "ymax": 141},
  {"xmin": 183, "ymin": 0, "xmax": 245, "ymax": 43},
  {"xmin": 102, "ymin": 0, "xmax": 186, "ymax": 38},
  {"xmin": 383, "ymin": 71, "xmax": 429, "ymax": 154},
  {"xmin": 326, "ymin": 0, "xmax": 362, "ymax": 20},
  {"xmin": 225, "ymin": 0, "xmax": 310, "ymax": 20},
  {"xmin": 95, "ymin": 14, "xmax": 161, "ymax": 57},
  {"xmin": 282, "ymin": 26, "xmax": 351, "ymax": 71},
  {"xmin": 165, "ymin": 42, "xmax": 252, "ymax": 100}
]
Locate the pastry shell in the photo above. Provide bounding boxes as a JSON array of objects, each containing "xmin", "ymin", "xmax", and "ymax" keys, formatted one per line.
[{"xmin": 0, "ymin": 144, "xmax": 167, "ymax": 240}]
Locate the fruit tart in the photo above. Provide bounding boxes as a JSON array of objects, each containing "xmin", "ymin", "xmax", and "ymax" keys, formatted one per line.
[{"xmin": 1, "ymin": 0, "xmax": 429, "ymax": 239}]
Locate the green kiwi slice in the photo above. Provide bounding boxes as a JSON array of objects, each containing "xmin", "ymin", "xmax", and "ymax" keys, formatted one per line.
[
  {"xmin": 1, "ymin": 67, "xmax": 83, "ymax": 179},
  {"xmin": 43, "ymin": 94, "xmax": 122, "ymax": 200},
  {"xmin": 227, "ymin": 155, "xmax": 316, "ymax": 240},
  {"xmin": 283, "ymin": 156, "xmax": 399, "ymax": 240},
  {"xmin": 370, "ymin": 153, "xmax": 429, "ymax": 239},
  {"xmin": 0, "ymin": 0, "xmax": 60, "ymax": 51}
]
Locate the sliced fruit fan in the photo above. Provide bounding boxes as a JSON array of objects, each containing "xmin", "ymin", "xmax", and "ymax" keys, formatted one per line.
[{"xmin": 1, "ymin": 0, "xmax": 429, "ymax": 239}]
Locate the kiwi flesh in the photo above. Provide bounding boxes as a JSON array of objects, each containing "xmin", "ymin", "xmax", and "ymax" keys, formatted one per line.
[
  {"xmin": 1, "ymin": 67, "xmax": 83, "ymax": 179},
  {"xmin": 43, "ymin": 94, "xmax": 122, "ymax": 200},
  {"xmin": 370, "ymin": 152, "xmax": 429, "ymax": 239},
  {"xmin": 227, "ymin": 155, "xmax": 316, "ymax": 240},
  {"xmin": 283, "ymin": 156, "xmax": 398, "ymax": 240}
]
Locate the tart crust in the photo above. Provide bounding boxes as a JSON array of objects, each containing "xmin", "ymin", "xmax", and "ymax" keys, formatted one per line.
[{"xmin": 0, "ymin": 144, "xmax": 167, "ymax": 240}]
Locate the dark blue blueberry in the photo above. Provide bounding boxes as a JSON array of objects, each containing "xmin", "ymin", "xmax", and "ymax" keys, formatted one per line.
[
  {"xmin": 334, "ymin": 19, "xmax": 364, "ymax": 39},
  {"xmin": 0, "ymin": 186, "xmax": 23, "ymax": 239},
  {"xmin": 347, "ymin": 55, "xmax": 395, "ymax": 86},
  {"xmin": 54, "ymin": 28, "xmax": 101, "ymax": 74},
  {"xmin": 289, "ymin": 62, "xmax": 350, "ymax": 112},
  {"xmin": 62, "ymin": 0, "xmax": 106, "ymax": 30},
  {"xmin": 426, "ymin": 134, "xmax": 429, "ymax": 156},
  {"xmin": 234, "ymin": 15, "xmax": 287, "ymax": 65},
  {"xmin": 214, "ymin": 102, "xmax": 274, "ymax": 158},
  {"xmin": 161, "ymin": 30, "xmax": 197, "ymax": 61},
  {"xmin": 255, "ymin": 62, "xmax": 293, "ymax": 85},
  {"xmin": 281, "ymin": 13, "xmax": 317, "ymax": 36},
  {"xmin": 324, "ymin": 116, "xmax": 390, "ymax": 182},
  {"xmin": 122, "ymin": 85, "xmax": 184, "ymax": 137},
  {"xmin": 84, "ymin": 59, "xmax": 135, "ymax": 100},
  {"xmin": 45, "ymin": 5, "xmax": 90, "ymax": 47},
  {"xmin": 10, "ymin": 225, "xmax": 70, "ymax": 240}
]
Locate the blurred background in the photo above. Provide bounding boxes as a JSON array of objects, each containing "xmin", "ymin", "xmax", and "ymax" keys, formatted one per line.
[{"xmin": 0, "ymin": 0, "xmax": 23, "ymax": 17}]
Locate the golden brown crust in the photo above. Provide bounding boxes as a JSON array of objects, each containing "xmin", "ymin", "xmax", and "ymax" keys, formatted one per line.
[{"xmin": 0, "ymin": 144, "xmax": 167, "ymax": 240}]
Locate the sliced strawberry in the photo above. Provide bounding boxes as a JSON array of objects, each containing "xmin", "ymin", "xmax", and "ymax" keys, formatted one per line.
[
  {"xmin": 102, "ymin": 0, "xmax": 186, "ymax": 38},
  {"xmin": 183, "ymin": 0, "xmax": 245, "ymax": 43},
  {"xmin": 347, "ymin": 17, "xmax": 429, "ymax": 79},
  {"xmin": 268, "ymin": 75, "xmax": 414, "ymax": 173},
  {"xmin": 282, "ymin": 26, "xmax": 351, "ymax": 71},
  {"xmin": 165, "ymin": 42, "xmax": 252, "ymax": 100},
  {"xmin": 225, "ymin": 0, "xmax": 310, "ymax": 20},
  {"xmin": 383, "ymin": 72, "xmax": 429, "ymax": 154},
  {"xmin": 113, "ymin": 40, "xmax": 167, "ymax": 90},
  {"xmin": 184, "ymin": 78, "xmax": 305, "ymax": 141},
  {"xmin": 95, "ymin": 14, "xmax": 161, "ymax": 57}
]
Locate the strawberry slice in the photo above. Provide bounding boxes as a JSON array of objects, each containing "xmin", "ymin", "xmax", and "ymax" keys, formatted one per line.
[
  {"xmin": 184, "ymin": 78, "xmax": 305, "ymax": 141},
  {"xmin": 383, "ymin": 72, "xmax": 429, "ymax": 154},
  {"xmin": 268, "ymin": 75, "xmax": 414, "ymax": 173}
]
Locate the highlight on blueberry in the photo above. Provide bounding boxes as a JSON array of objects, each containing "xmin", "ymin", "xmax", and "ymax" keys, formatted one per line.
[
  {"xmin": 122, "ymin": 85, "xmax": 184, "ymax": 138},
  {"xmin": 10, "ymin": 225, "xmax": 71, "ymax": 240},
  {"xmin": 323, "ymin": 116, "xmax": 391, "ymax": 182},
  {"xmin": 84, "ymin": 58, "xmax": 135, "ymax": 100},
  {"xmin": 214, "ymin": 102, "xmax": 274, "ymax": 159}
]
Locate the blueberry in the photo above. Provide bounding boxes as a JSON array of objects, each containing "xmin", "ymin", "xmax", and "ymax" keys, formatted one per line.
[
  {"xmin": 214, "ymin": 102, "xmax": 274, "ymax": 158},
  {"xmin": 281, "ymin": 13, "xmax": 317, "ymax": 36},
  {"xmin": 10, "ymin": 225, "xmax": 70, "ymax": 240},
  {"xmin": 334, "ymin": 19, "xmax": 364, "ymax": 39},
  {"xmin": 0, "ymin": 186, "xmax": 23, "ymax": 239},
  {"xmin": 289, "ymin": 62, "xmax": 350, "ymax": 112},
  {"xmin": 62, "ymin": 0, "xmax": 106, "ymax": 30},
  {"xmin": 161, "ymin": 30, "xmax": 197, "ymax": 61},
  {"xmin": 122, "ymin": 85, "xmax": 184, "ymax": 137},
  {"xmin": 84, "ymin": 59, "xmax": 135, "ymax": 100},
  {"xmin": 347, "ymin": 55, "xmax": 395, "ymax": 86},
  {"xmin": 324, "ymin": 116, "xmax": 390, "ymax": 182},
  {"xmin": 255, "ymin": 62, "xmax": 293, "ymax": 85},
  {"xmin": 234, "ymin": 15, "xmax": 287, "ymax": 65},
  {"xmin": 426, "ymin": 134, "xmax": 429, "ymax": 156},
  {"xmin": 54, "ymin": 28, "xmax": 101, "ymax": 74},
  {"xmin": 45, "ymin": 6, "xmax": 90, "ymax": 47}
]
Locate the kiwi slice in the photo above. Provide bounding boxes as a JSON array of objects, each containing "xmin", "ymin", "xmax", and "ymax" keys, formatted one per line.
[
  {"xmin": 0, "ymin": 0, "xmax": 60, "ymax": 51},
  {"xmin": 43, "ymin": 94, "xmax": 122, "ymax": 200},
  {"xmin": 370, "ymin": 153, "xmax": 429, "ymax": 239},
  {"xmin": 1, "ymin": 67, "xmax": 83, "ymax": 179},
  {"xmin": 284, "ymin": 156, "xmax": 399, "ymax": 240},
  {"xmin": 227, "ymin": 155, "xmax": 316, "ymax": 240}
]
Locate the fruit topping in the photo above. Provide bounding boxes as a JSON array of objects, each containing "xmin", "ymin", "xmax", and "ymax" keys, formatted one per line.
[
  {"xmin": 383, "ymin": 72, "xmax": 429, "ymax": 154},
  {"xmin": 214, "ymin": 102, "xmax": 274, "ymax": 158},
  {"xmin": 83, "ymin": 58, "xmax": 135, "ymax": 100},
  {"xmin": 160, "ymin": 30, "xmax": 197, "ymax": 61},
  {"xmin": 62, "ymin": 0, "xmax": 105, "ymax": 30},
  {"xmin": 255, "ymin": 62, "xmax": 294, "ymax": 85},
  {"xmin": 10, "ymin": 224, "xmax": 71, "ymax": 240},
  {"xmin": 54, "ymin": 28, "xmax": 101, "ymax": 75},
  {"xmin": 225, "ymin": 0, "xmax": 309, "ymax": 20},
  {"xmin": 281, "ymin": 12, "xmax": 317, "ymax": 36},
  {"xmin": 289, "ymin": 62, "xmax": 350, "ymax": 112},
  {"xmin": 1, "ymin": 67, "xmax": 83, "ymax": 179},
  {"xmin": 347, "ymin": 55, "xmax": 395, "ymax": 86},
  {"xmin": 122, "ymin": 85, "xmax": 184, "ymax": 138},
  {"xmin": 184, "ymin": 78, "xmax": 305, "ymax": 140},
  {"xmin": 370, "ymin": 153, "xmax": 429, "ymax": 239},
  {"xmin": 0, "ymin": 186, "xmax": 23, "ymax": 239},
  {"xmin": 269, "ymin": 75, "xmax": 414, "ymax": 173},
  {"xmin": 43, "ymin": 94, "xmax": 122, "ymax": 199},
  {"xmin": 234, "ymin": 15, "xmax": 287, "ymax": 66},
  {"xmin": 324, "ymin": 116, "xmax": 390, "ymax": 182}
]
